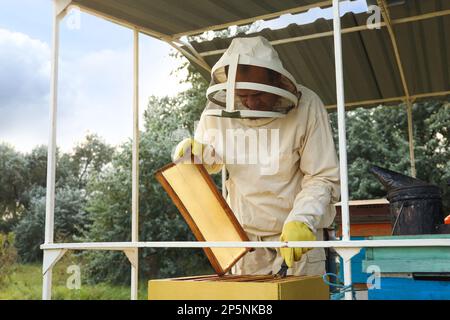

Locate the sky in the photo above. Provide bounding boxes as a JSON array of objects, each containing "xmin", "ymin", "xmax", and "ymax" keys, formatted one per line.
[{"xmin": 0, "ymin": 0, "xmax": 367, "ymax": 153}]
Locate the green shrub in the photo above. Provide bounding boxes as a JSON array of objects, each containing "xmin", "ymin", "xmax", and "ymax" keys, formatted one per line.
[{"xmin": 0, "ymin": 233, "xmax": 18, "ymax": 286}]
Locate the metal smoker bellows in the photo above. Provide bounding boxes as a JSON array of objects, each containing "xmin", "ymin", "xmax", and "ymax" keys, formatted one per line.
[{"xmin": 371, "ymin": 166, "xmax": 444, "ymax": 235}]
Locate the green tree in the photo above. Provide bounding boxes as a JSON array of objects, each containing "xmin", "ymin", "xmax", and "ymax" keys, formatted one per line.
[
  {"xmin": 0, "ymin": 144, "xmax": 28, "ymax": 232},
  {"xmin": 82, "ymin": 94, "xmax": 213, "ymax": 284},
  {"xmin": 329, "ymin": 100, "xmax": 450, "ymax": 210},
  {"xmin": 25, "ymin": 145, "xmax": 48, "ymax": 189},
  {"xmin": 70, "ymin": 133, "xmax": 114, "ymax": 189},
  {"xmin": 5, "ymin": 135, "xmax": 114, "ymax": 262},
  {"xmin": 14, "ymin": 186, "xmax": 89, "ymax": 263},
  {"xmin": 418, "ymin": 101, "xmax": 450, "ymax": 209}
]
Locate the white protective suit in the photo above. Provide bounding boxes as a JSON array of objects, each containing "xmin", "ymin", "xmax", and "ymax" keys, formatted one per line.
[{"xmin": 194, "ymin": 37, "xmax": 340, "ymax": 276}]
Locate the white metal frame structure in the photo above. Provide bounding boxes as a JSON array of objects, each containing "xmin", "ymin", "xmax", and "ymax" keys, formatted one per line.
[{"xmin": 42, "ymin": 0, "xmax": 450, "ymax": 300}]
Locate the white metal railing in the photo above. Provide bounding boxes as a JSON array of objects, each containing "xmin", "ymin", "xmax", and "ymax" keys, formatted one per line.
[{"xmin": 41, "ymin": 239, "xmax": 450, "ymax": 250}]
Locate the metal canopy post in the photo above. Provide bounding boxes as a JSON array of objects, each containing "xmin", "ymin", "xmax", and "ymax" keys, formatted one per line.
[
  {"xmin": 332, "ymin": 0, "xmax": 353, "ymax": 300},
  {"xmin": 130, "ymin": 28, "xmax": 140, "ymax": 300},
  {"xmin": 405, "ymin": 102, "xmax": 416, "ymax": 177},
  {"xmin": 377, "ymin": 0, "xmax": 416, "ymax": 177},
  {"xmin": 167, "ymin": 40, "xmax": 211, "ymax": 73}
]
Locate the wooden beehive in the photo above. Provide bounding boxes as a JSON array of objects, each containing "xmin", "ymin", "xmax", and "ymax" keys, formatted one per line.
[
  {"xmin": 155, "ymin": 161, "xmax": 251, "ymax": 275},
  {"xmin": 148, "ymin": 274, "xmax": 329, "ymax": 300},
  {"xmin": 335, "ymin": 199, "xmax": 391, "ymax": 237},
  {"xmin": 362, "ymin": 234, "xmax": 450, "ymax": 273}
]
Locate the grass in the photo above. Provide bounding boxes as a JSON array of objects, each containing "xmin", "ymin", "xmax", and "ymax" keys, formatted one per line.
[{"xmin": 0, "ymin": 258, "xmax": 148, "ymax": 300}]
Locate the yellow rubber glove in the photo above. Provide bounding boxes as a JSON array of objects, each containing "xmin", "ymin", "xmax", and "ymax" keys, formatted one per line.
[
  {"xmin": 173, "ymin": 138, "xmax": 204, "ymax": 161},
  {"xmin": 172, "ymin": 138, "xmax": 222, "ymax": 174},
  {"xmin": 280, "ymin": 221, "xmax": 316, "ymax": 268}
]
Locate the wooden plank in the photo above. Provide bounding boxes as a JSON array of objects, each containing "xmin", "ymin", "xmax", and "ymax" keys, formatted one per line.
[
  {"xmin": 335, "ymin": 209, "xmax": 390, "ymax": 223},
  {"xmin": 336, "ymin": 223, "xmax": 391, "ymax": 237},
  {"xmin": 367, "ymin": 246, "xmax": 450, "ymax": 260},
  {"xmin": 149, "ymin": 279, "xmax": 279, "ymax": 300},
  {"xmin": 155, "ymin": 167, "xmax": 224, "ymax": 274},
  {"xmin": 363, "ymin": 235, "xmax": 450, "ymax": 273},
  {"xmin": 196, "ymin": 163, "xmax": 251, "ymax": 246},
  {"xmin": 155, "ymin": 160, "xmax": 251, "ymax": 275},
  {"xmin": 335, "ymin": 199, "xmax": 389, "ymax": 206},
  {"xmin": 362, "ymin": 259, "xmax": 450, "ymax": 273},
  {"xmin": 366, "ymin": 235, "xmax": 450, "ymax": 259},
  {"xmin": 334, "ymin": 200, "xmax": 391, "ymax": 224},
  {"xmin": 148, "ymin": 275, "xmax": 329, "ymax": 300},
  {"xmin": 369, "ymin": 234, "xmax": 450, "ymax": 240}
]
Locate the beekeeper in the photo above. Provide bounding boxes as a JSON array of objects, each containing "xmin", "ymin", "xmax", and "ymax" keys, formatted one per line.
[{"xmin": 173, "ymin": 36, "xmax": 340, "ymax": 276}]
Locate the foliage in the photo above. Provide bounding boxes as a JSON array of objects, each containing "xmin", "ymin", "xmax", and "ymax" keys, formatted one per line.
[
  {"xmin": 0, "ymin": 262, "xmax": 148, "ymax": 300},
  {"xmin": 14, "ymin": 186, "xmax": 89, "ymax": 263},
  {"xmin": 0, "ymin": 232, "xmax": 18, "ymax": 286},
  {"xmin": 5, "ymin": 134, "xmax": 114, "ymax": 263},
  {"xmin": 329, "ymin": 101, "xmax": 450, "ymax": 211},
  {"xmin": 82, "ymin": 82, "xmax": 213, "ymax": 284},
  {"xmin": 0, "ymin": 144, "xmax": 28, "ymax": 232},
  {"xmin": 71, "ymin": 134, "xmax": 115, "ymax": 188}
]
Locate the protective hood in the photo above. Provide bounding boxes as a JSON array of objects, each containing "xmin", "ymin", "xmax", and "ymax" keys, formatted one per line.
[{"xmin": 205, "ymin": 36, "xmax": 300, "ymax": 119}]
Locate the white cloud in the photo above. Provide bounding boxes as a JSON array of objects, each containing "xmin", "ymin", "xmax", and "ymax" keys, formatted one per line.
[
  {"xmin": 0, "ymin": 28, "xmax": 51, "ymax": 151},
  {"xmin": 57, "ymin": 47, "xmax": 134, "ymax": 152},
  {"xmin": 0, "ymin": 28, "xmax": 189, "ymax": 153},
  {"xmin": 140, "ymin": 36, "xmax": 190, "ymax": 98},
  {"xmin": 258, "ymin": 0, "xmax": 368, "ymax": 31}
]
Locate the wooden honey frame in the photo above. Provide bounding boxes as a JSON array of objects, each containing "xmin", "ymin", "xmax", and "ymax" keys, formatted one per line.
[{"xmin": 155, "ymin": 159, "xmax": 251, "ymax": 275}]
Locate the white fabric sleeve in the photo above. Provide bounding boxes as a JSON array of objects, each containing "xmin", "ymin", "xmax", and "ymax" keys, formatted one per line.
[
  {"xmin": 285, "ymin": 94, "xmax": 340, "ymax": 233},
  {"xmin": 193, "ymin": 108, "xmax": 224, "ymax": 174}
]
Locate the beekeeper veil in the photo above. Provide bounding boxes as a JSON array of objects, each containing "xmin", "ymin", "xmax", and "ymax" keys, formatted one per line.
[{"xmin": 205, "ymin": 36, "xmax": 300, "ymax": 119}]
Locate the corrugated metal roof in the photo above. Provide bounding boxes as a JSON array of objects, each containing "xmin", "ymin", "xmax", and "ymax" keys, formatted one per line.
[
  {"xmin": 69, "ymin": 0, "xmax": 449, "ymax": 108},
  {"xmin": 185, "ymin": 0, "xmax": 450, "ymax": 108},
  {"xmin": 70, "ymin": 0, "xmax": 324, "ymax": 38}
]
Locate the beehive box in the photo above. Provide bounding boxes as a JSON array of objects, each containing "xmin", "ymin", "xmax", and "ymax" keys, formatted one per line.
[
  {"xmin": 368, "ymin": 277, "xmax": 450, "ymax": 300},
  {"xmin": 148, "ymin": 275, "xmax": 329, "ymax": 300},
  {"xmin": 335, "ymin": 199, "xmax": 391, "ymax": 237}
]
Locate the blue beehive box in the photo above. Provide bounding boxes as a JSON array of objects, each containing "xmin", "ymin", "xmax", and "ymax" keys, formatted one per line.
[
  {"xmin": 368, "ymin": 277, "xmax": 450, "ymax": 300},
  {"xmin": 338, "ymin": 237, "xmax": 369, "ymax": 284},
  {"xmin": 362, "ymin": 234, "xmax": 450, "ymax": 300}
]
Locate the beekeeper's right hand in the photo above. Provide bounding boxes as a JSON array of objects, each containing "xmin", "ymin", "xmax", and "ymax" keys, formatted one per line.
[
  {"xmin": 172, "ymin": 138, "xmax": 222, "ymax": 174},
  {"xmin": 280, "ymin": 221, "xmax": 316, "ymax": 268}
]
